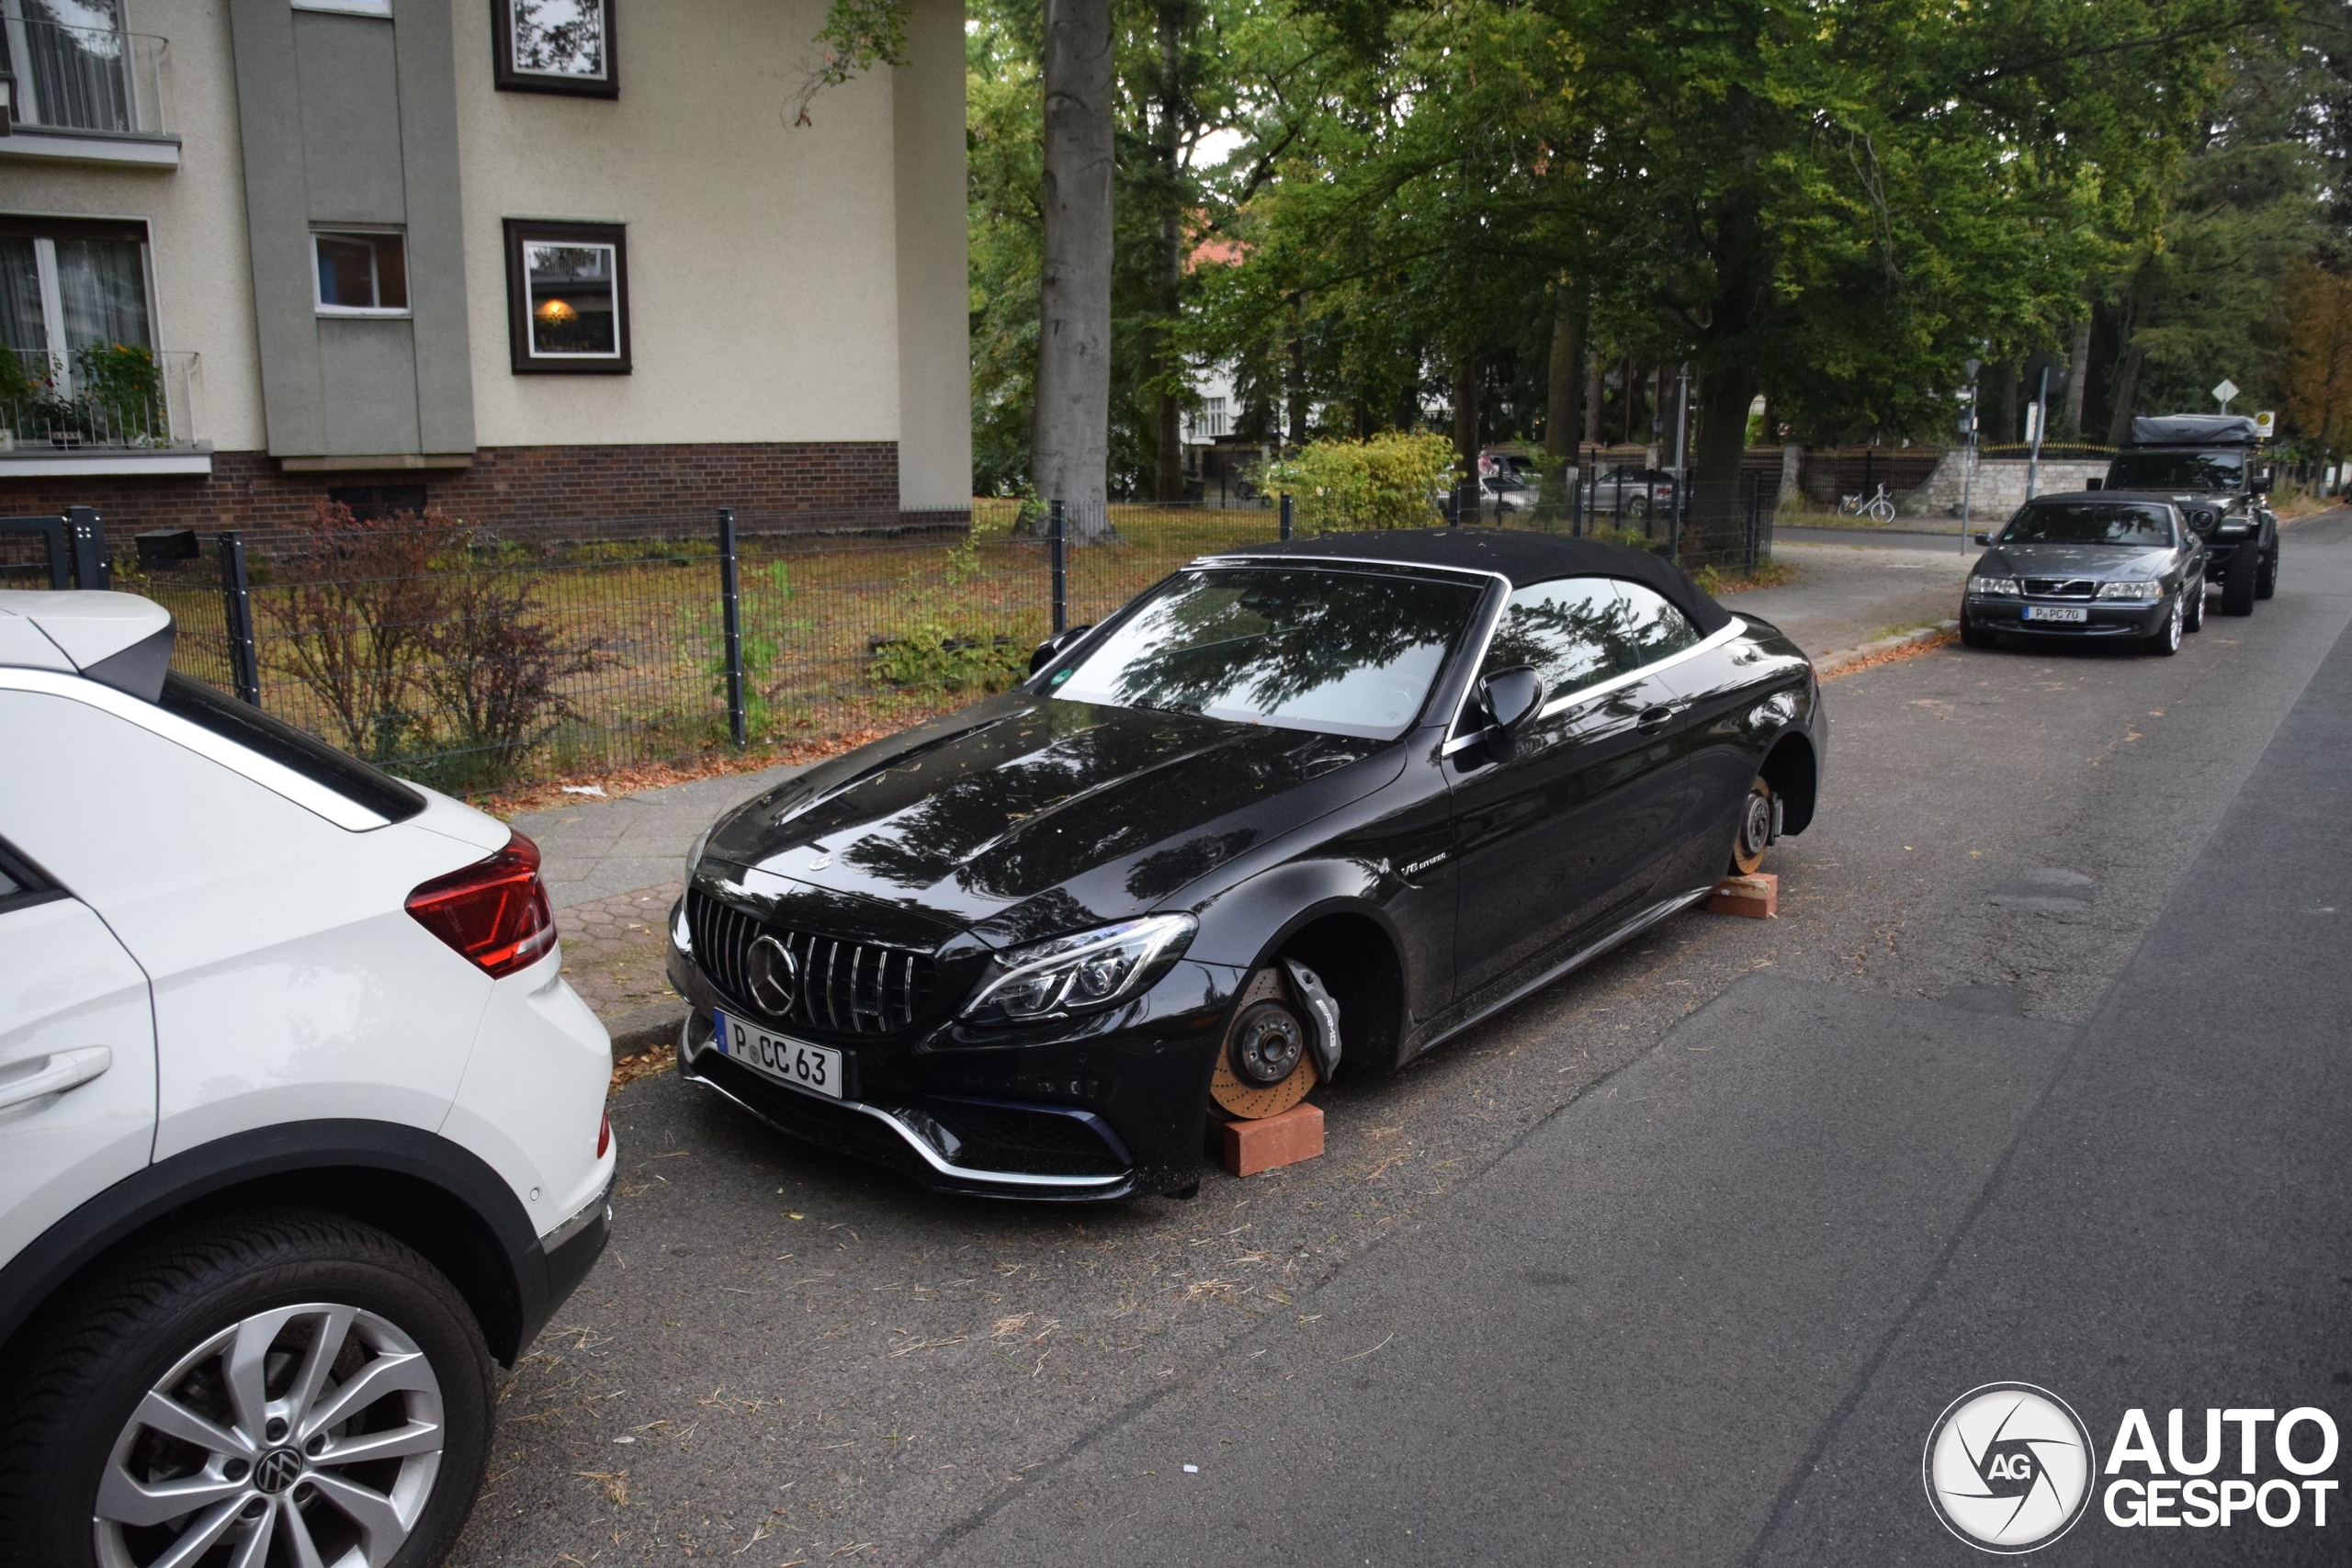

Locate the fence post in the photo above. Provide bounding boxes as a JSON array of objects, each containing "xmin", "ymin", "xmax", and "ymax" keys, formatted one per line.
[
  {"xmin": 718, "ymin": 507, "xmax": 747, "ymax": 749},
  {"xmin": 1049, "ymin": 499, "xmax": 1069, "ymax": 635},
  {"xmin": 66, "ymin": 504, "xmax": 107, "ymax": 590},
  {"xmin": 1744, "ymin": 482, "xmax": 1760, "ymax": 576},
  {"xmin": 215, "ymin": 531, "xmax": 262, "ymax": 708},
  {"xmin": 1279, "ymin": 492, "xmax": 1294, "ymax": 540}
]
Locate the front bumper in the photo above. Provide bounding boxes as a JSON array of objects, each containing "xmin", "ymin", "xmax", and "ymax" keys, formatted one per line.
[
  {"xmin": 1964, "ymin": 594, "xmax": 2171, "ymax": 637},
  {"xmin": 670, "ymin": 938, "xmax": 1238, "ymax": 1201}
]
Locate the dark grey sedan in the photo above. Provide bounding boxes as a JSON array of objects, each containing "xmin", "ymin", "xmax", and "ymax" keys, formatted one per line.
[{"xmin": 1960, "ymin": 491, "xmax": 2208, "ymax": 657}]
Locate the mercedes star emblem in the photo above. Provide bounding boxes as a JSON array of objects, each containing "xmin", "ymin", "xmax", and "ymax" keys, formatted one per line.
[{"xmin": 745, "ymin": 934, "xmax": 799, "ymax": 1016}]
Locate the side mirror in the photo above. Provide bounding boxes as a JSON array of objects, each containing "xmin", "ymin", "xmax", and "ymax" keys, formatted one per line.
[
  {"xmin": 2252, "ymin": 469, "xmax": 2273, "ymax": 494},
  {"xmin": 1481, "ymin": 665, "xmax": 1545, "ymax": 733},
  {"xmin": 2085, "ymin": 476, "xmax": 2103, "ymax": 491},
  {"xmin": 1973, "ymin": 531, "xmax": 1996, "ymax": 547},
  {"xmin": 1028, "ymin": 623, "xmax": 1094, "ymax": 676}
]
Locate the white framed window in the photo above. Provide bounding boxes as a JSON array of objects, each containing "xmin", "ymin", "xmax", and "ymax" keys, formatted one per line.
[
  {"xmin": 0, "ymin": 217, "xmax": 156, "ymax": 397},
  {"xmin": 502, "ymin": 219, "xmax": 628, "ymax": 372},
  {"xmin": 493, "ymin": 0, "xmax": 617, "ymax": 98},
  {"xmin": 312, "ymin": 230, "xmax": 409, "ymax": 317}
]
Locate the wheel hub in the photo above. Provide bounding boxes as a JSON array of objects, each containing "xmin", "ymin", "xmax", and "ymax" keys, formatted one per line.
[
  {"xmin": 1233, "ymin": 1006, "xmax": 1305, "ymax": 1085},
  {"xmin": 1741, "ymin": 794, "xmax": 1771, "ymax": 855},
  {"xmin": 253, "ymin": 1447, "xmax": 305, "ymax": 1495}
]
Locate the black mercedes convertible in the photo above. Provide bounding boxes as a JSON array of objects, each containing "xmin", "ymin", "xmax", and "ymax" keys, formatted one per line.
[{"xmin": 667, "ymin": 529, "xmax": 1825, "ymax": 1199}]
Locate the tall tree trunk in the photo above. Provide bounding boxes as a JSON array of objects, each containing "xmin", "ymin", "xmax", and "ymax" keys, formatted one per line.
[
  {"xmin": 2105, "ymin": 255, "xmax": 2161, "ymax": 447},
  {"xmin": 1452, "ymin": 349, "xmax": 1481, "ymax": 479},
  {"xmin": 2062, "ymin": 312, "xmax": 2093, "ymax": 437},
  {"xmin": 1033, "ymin": 0, "xmax": 1114, "ymax": 534},
  {"xmin": 1582, "ymin": 354, "xmax": 1602, "ymax": 446},
  {"xmin": 2001, "ymin": 365, "xmax": 2020, "ymax": 446},
  {"xmin": 1544, "ymin": 279, "xmax": 1585, "ymax": 462},
  {"xmin": 1150, "ymin": 1, "xmax": 1186, "ymax": 501},
  {"xmin": 1285, "ymin": 294, "xmax": 1308, "ymax": 446},
  {"xmin": 1621, "ymin": 356, "xmax": 1641, "ymax": 446}
]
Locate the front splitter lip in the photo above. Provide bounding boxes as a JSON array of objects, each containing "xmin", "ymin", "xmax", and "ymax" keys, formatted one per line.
[{"xmin": 677, "ymin": 1026, "xmax": 1140, "ymax": 1201}]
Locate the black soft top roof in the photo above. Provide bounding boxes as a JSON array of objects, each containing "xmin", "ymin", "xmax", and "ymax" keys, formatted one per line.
[
  {"xmin": 2129, "ymin": 414, "xmax": 2259, "ymax": 446},
  {"xmin": 1204, "ymin": 525, "xmax": 1735, "ymax": 637}
]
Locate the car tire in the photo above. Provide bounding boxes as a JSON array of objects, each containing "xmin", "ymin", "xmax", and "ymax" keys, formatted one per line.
[
  {"xmin": 1728, "ymin": 776, "xmax": 1774, "ymax": 875},
  {"xmin": 1960, "ymin": 613, "xmax": 1996, "ymax": 649},
  {"xmin": 2221, "ymin": 550, "xmax": 2258, "ymax": 615},
  {"xmin": 2185, "ymin": 578, "xmax": 2206, "ymax": 632},
  {"xmin": 2143, "ymin": 596, "xmax": 2184, "ymax": 657},
  {"xmin": 2256, "ymin": 547, "xmax": 2278, "ymax": 600},
  {"xmin": 0, "ymin": 1208, "xmax": 495, "ymax": 1568}
]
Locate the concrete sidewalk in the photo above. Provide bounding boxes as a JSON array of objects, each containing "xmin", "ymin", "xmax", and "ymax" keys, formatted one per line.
[{"xmin": 511, "ymin": 539, "xmax": 1969, "ymax": 1054}]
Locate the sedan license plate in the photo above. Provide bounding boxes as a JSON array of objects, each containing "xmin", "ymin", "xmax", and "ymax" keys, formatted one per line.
[
  {"xmin": 2022, "ymin": 604, "xmax": 2088, "ymax": 624},
  {"xmin": 714, "ymin": 1011, "xmax": 843, "ymax": 1100}
]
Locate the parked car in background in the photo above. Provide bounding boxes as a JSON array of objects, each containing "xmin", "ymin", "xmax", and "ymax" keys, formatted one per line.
[
  {"xmin": 1960, "ymin": 493, "xmax": 2207, "ymax": 656},
  {"xmin": 0, "ymin": 591, "xmax": 615, "ymax": 1568},
  {"xmin": 1585, "ymin": 463, "xmax": 1677, "ymax": 525},
  {"xmin": 2102, "ymin": 414, "xmax": 2278, "ymax": 615},
  {"xmin": 667, "ymin": 530, "xmax": 1824, "ymax": 1201},
  {"xmin": 1482, "ymin": 471, "xmax": 1541, "ymax": 513}
]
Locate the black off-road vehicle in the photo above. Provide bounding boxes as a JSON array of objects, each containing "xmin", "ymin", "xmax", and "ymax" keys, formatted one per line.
[{"xmin": 2100, "ymin": 414, "xmax": 2278, "ymax": 615}]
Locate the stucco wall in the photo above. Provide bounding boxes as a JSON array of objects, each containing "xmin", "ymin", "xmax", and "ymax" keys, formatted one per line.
[
  {"xmin": 1, "ymin": 0, "xmax": 269, "ymax": 452},
  {"xmin": 449, "ymin": 0, "xmax": 908, "ymax": 451},
  {"xmin": 892, "ymin": 0, "xmax": 973, "ymax": 510}
]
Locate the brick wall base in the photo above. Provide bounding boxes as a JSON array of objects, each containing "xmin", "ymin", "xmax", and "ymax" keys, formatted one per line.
[{"xmin": 0, "ymin": 441, "xmax": 906, "ymax": 536}]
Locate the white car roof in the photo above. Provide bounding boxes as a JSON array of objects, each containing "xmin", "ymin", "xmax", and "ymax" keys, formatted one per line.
[{"xmin": 0, "ymin": 590, "xmax": 176, "ymax": 697}]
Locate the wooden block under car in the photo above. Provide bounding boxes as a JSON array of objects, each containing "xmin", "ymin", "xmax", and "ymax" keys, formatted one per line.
[
  {"xmin": 1707, "ymin": 873, "xmax": 1779, "ymax": 919},
  {"xmin": 1221, "ymin": 1102, "xmax": 1325, "ymax": 1177}
]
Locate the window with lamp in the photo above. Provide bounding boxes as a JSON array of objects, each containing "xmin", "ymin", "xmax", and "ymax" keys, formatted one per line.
[{"xmin": 503, "ymin": 219, "xmax": 629, "ymax": 373}]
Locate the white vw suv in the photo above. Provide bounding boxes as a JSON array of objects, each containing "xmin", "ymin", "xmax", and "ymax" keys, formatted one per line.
[{"xmin": 0, "ymin": 591, "xmax": 616, "ymax": 1568}]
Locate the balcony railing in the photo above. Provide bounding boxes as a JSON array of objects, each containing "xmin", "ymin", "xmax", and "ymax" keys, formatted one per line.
[
  {"xmin": 0, "ymin": 15, "xmax": 170, "ymax": 138},
  {"xmin": 0, "ymin": 347, "xmax": 202, "ymax": 456}
]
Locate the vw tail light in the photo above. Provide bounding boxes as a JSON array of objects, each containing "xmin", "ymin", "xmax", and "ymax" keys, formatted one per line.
[{"xmin": 407, "ymin": 831, "xmax": 557, "ymax": 977}]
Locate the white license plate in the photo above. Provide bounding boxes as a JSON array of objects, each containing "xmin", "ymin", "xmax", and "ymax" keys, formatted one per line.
[
  {"xmin": 714, "ymin": 1011, "xmax": 843, "ymax": 1100},
  {"xmin": 2022, "ymin": 604, "xmax": 2088, "ymax": 624}
]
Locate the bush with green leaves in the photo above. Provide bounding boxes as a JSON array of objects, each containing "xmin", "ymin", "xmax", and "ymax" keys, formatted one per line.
[{"xmin": 1261, "ymin": 433, "xmax": 1458, "ymax": 533}]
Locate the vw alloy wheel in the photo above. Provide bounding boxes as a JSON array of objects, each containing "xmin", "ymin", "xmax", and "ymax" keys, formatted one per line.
[{"xmin": 93, "ymin": 1303, "xmax": 446, "ymax": 1568}]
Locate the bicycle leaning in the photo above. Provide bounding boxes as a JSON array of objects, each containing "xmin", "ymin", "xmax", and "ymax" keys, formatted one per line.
[{"xmin": 1838, "ymin": 483, "xmax": 1898, "ymax": 523}]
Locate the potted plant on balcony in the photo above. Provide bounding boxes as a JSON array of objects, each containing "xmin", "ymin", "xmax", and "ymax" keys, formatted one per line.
[{"xmin": 74, "ymin": 343, "xmax": 165, "ymax": 447}]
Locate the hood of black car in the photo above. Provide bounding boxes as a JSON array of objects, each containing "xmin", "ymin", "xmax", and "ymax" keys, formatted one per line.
[
  {"xmin": 701, "ymin": 694, "xmax": 1405, "ymax": 942},
  {"xmin": 1979, "ymin": 544, "xmax": 2172, "ymax": 580}
]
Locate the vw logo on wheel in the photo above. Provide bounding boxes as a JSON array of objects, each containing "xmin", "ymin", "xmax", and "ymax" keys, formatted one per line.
[
  {"xmin": 745, "ymin": 934, "xmax": 798, "ymax": 1017},
  {"xmin": 1924, "ymin": 1382, "xmax": 2098, "ymax": 1553},
  {"xmin": 253, "ymin": 1446, "xmax": 306, "ymax": 1495}
]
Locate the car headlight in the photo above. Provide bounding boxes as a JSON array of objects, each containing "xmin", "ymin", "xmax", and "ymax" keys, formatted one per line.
[
  {"xmin": 1967, "ymin": 575, "xmax": 2020, "ymax": 596},
  {"xmin": 2097, "ymin": 580, "xmax": 2163, "ymax": 601},
  {"xmin": 962, "ymin": 914, "xmax": 1197, "ymax": 1024}
]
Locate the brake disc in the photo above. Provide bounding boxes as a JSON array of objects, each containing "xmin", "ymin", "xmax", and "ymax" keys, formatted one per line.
[{"xmin": 1210, "ymin": 967, "xmax": 1319, "ymax": 1119}]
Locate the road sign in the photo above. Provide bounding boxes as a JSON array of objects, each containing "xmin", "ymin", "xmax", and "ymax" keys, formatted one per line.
[
  {"xmin": 2255, "ymin": 410, "xmax": 2276, "ymax": 438},
  {"xmin": 2212, "ymin": 378, "xmax": 2240, "ymax": 411}
]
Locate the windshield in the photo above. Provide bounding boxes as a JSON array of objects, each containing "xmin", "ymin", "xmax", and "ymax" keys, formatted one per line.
[
  {"xmin": 1049, "ymin": 566, "xmax": 1484, "ymax": 740},
  {"xmin": 1999, "ymin": 502, "xmax": 2175, "ymax": 547},
  {"xmin": 2106, "ymin": 449, "xmax": 2245, "ymax": 491}
]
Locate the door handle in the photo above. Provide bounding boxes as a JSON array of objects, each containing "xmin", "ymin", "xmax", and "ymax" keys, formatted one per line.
[
  {"xmin": 0, "ymin": 1046, "xmax": 112, "ymax": 1112},
  {"xmin": 1635, "ymin": 705, "xmax": 1677, "ymax": 733}
]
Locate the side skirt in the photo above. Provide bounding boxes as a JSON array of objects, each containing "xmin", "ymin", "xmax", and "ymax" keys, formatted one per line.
[{"xmin": 1409, "ymin": 885, "xmax": 1716, "ymax": 1060}]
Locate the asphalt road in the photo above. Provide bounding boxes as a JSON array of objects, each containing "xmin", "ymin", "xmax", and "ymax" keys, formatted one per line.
[{"xmin": 450, "ymin": 510, "xmax": 2352, "ymax": 1567}]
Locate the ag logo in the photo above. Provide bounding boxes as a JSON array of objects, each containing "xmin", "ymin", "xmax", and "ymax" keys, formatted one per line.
[{"xmin": 1924, "ymin": 1382, "xmax": 2098, "ymax": 1553}]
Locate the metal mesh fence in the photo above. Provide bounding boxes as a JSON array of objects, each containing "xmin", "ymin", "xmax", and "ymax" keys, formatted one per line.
[{"xmin": 14, "ymin": 484, "xmax": 1775, "ymax": 795}]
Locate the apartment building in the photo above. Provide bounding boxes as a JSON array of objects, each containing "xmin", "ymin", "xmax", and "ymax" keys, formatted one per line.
[{"xmin": 0, "ymin": 0, "xmax": 971, "ymax": 532}]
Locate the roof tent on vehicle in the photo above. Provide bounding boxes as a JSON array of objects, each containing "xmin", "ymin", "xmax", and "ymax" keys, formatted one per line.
[{"xmin": 2129, "ymin": 414, "xmax": 2260, "ymax": 446}]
